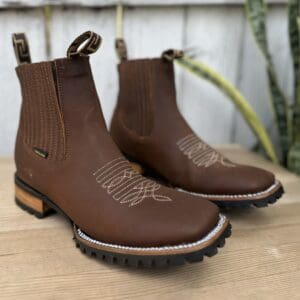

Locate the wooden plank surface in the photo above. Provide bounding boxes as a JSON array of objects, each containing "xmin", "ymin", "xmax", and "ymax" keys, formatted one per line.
[{"xmin": 0, "ymin": 146, "xmax": 299, "ymax": 299}]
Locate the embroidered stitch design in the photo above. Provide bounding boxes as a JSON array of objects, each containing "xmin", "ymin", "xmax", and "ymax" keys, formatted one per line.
[
  {"xmin": 93, "ymin": 157, "xmax": 172, "ymax": 207},
  {"xmin": 177, "ymin": 134, "xmax": 235, "ymax": 168}
]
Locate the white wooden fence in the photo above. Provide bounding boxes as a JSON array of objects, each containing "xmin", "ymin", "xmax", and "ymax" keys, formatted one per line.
[{"xmin": 0, "ymin": 0, "xmax": 292, "ymax": 156}]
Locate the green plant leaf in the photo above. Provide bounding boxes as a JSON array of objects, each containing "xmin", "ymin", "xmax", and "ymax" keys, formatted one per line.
[
  {"xmin": 288, "ymin": 0, "xmax": 300, "ymax": 142},
  {"xmin": 288, "ymin": 141, "xmax": 300, "ymax": 174},
  {"xmin": 43, "ymin": 5, "xmax": 52, "ymax": 60},
  {"xmin": 246, "ymin": 0, "xmax": 291, "ymax": 164},
  {"xmin": 176, "ymin": 55, "xmax": 278, "ymax": 163},
  {"xmin": 288, "ymin": 1, "xmax": 300, "ymax": 173}
]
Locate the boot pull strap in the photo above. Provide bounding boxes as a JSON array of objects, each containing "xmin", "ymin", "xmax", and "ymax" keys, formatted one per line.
[
  {"xmin": 115, "ymin": 38, "xmax": 128, "ymax": 61},
  {"xmin": 162, "ymin": 49, "xmax": 184, "ymax": 62},
  {"xmin": 12, "ymin": 33, "xmax": 31, "ymax": 65},
  {"xmin": 115, "ymin": 5, "xmax": 128, "ymax": 62},
  {"xmin": 67, "ymin": 31, "xmax": 102, "ymax": 58}
]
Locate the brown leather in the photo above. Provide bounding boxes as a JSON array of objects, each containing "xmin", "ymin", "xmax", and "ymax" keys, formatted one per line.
[
  {"xmin": 110, "ymin": 57, "xmax": 277, "ymax": 197},
  {"xmin": 14, "ymin": 33, "xmax": 220, "ymax": 247}
]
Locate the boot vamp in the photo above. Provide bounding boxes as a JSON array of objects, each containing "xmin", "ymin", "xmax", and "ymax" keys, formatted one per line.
[
  {"xmin": 75, "ymin": 181, "xmax": 220, "ymax": 247},
  {"xmin": 131, "ymin": 129, "xmax": 276, "ymax": 196},
  {"xmin": 181, "ymin": 162, "xmax": 276, "ymax": 195}
]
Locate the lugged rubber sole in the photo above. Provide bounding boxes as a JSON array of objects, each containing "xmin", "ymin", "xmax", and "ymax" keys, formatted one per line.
[
  {"xmin": 214, "ymin": 186, "xmax": 284, "ymax": 208},
  {"xmin": 14, "ymin": 175, "xmax": 231, "ymax": 268},
  {"xmin": 74, "ymin": 223, "xmax": 231, "ymax": 267}
]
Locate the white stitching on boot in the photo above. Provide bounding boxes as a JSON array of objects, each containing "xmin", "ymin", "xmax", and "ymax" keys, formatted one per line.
[
  {"xmin": 177, "ymin": 134, "xmax": 235, "ymax": 168},
  {"xmin": 93, "ymin": 157, "xmax": 172, "ymax": 207}
]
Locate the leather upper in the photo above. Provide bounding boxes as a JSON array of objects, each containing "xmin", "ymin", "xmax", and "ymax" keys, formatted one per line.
[
  {"xmin": 110, "ymin": 57, "xmax": 276, "ymax": 197},
  {"xmin": 15, "ymin": 55, "xmax": 220, "ymax": 247}
]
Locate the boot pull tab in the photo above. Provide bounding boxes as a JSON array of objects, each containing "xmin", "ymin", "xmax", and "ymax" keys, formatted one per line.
[
  {"xmin": 115, "ymin": 38, "xmax": 128, "ymax": 61},
  {"xmin": 12, "ymin": 33, "xmax": 31, "ymax": 65},
  {"xmin": 67, "ymin": 31, "xmax": 102, "ymax": 58},
  {"xmin": 162, "ymin": 49, "xmax": 184, "ymax": 62}
]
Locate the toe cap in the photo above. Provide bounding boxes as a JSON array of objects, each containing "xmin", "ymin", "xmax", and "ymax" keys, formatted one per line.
[{"xmin": 193, "ymin": 164, "xmax": 276, "ymax": 195}]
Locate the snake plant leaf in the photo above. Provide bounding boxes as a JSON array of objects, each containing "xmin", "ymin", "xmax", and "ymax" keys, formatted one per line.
[
  {"xmin": 288, "ymin": 5, "xmax": 300, "ymax": 174},
  {"xmin": 288, "ymin": 141, "xmax": 300, "ymax": 174},
  {"xmin": 176, "ymin": 55, "xmax": 278, "ymax": 163},
  {"xmin": 246, "ymin": 0, "xmax": 291, "ymax": 164},
  {"xmin": 288, "ymin": 0, "xmax": 300, "ymax": 142},
  {"xmin": 43, "ymin": 5, "xmax": 52, "ymax": 59}
]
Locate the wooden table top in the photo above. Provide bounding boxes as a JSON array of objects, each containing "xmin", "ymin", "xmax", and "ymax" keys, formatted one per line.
[{"xmin": 0, "ymin": 145, "xmax": 299, "ymax": 300}]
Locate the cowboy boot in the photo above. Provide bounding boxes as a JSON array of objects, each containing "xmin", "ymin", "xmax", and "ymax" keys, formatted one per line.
[
  {"xmin": 110, "ymin": 45, "xmax": 284, "ymax": 208},
  {"xmin": 13, "ymin": 32, "xmax": 230, "ymax": 267}
]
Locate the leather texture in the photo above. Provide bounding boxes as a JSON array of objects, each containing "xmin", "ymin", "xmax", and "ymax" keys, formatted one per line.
[
  {"xmin": 110, "ymin": 57, "xmax": 277, "ymax": 197},
  {"xmin": 14, "ymin": 48, "xmax": 220, "ymax": 247}
]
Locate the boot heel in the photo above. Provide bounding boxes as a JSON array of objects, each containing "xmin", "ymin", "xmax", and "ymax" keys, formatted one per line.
[
  {"xmin": 15, "ymin": 184, "xmax": 54, "ymax": 218},
  {"xmin": 129, "ymin": 161, "xmax": 144, "ymax": 175}
]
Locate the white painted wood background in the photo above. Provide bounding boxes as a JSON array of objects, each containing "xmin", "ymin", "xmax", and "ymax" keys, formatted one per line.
[{"xmin": 0, "ymin": 1, "xmax": 293, "ymax": 156}]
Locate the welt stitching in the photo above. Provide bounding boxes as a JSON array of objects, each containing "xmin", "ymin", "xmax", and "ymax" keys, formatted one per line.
[
  {"xmin": 76, "ymin": 214, "xmax": 226, "ymax": 251},
  {"xmin": 177, "ymin": 180, "xmax": 280, "ymax": 199}
]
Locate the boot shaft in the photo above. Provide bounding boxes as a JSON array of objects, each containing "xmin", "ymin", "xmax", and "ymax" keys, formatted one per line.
[
  {"xmin": 16, "ymin": 60, "xmax": 66, "ymax": 161},
  {"xmin": 14, "ymin": 32, "xmax": 108, "ymax": 163},
  {"xmin": 116, "ymin": 57, "xmax": 180, "ymax": 136}
]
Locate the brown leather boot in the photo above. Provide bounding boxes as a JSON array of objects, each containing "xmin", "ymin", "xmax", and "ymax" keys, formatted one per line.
[
  {"xmin": 13, "ymin": 32, "xmax": 231, "ymax": 267},
  {"xmin": 110, "ymin": 47, "xmax": 284, "ymax": 208}
]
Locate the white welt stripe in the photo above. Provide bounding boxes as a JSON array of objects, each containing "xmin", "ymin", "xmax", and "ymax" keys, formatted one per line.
[
  {"xmin": 177, "ymin": 181, "xmax": 280, "ymax": 199},
  {"xmin": 76, "ymin": 214, "xmax": 227, "ymax": 252}
]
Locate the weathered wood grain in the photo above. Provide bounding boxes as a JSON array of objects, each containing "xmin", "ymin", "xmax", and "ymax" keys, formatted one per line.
[
  {"xmin": 0, "ymin": 0, "xmax": 289, "ymax": 9},
  {"xmin": 0, "ymin": 146, "xmax": 299, "ymax": 299},
  {"xmin": 50, "ymin": 6, "xmax": 184, "ymax": 126},
  {"xmin": 0, "ymin": 8, "xmax": 46, "ymax": 156},
  {"xmin": 0, "ymin": 4, "xmax": 293, "ymax": 158},
  {"xmin": 179, "ymin": 5, "xmax": 245, "ymax": 144}
]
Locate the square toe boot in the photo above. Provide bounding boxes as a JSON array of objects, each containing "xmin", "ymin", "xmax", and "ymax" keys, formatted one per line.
[
  {"xmin": 110, "ymin": 47, "xmax": 284, "ymax": 208},
  {"xmin": 12, "ymin": 32, "xmax": 231, "ymax": 267}
]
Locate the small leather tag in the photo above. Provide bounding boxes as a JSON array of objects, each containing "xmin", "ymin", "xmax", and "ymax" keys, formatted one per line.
[
  {"xmin": 12, "ymin": 33, "xmax": 31, "ymax": 65},
  {"xmin": 162, "ymin": 49, "xmax": 184, "ymax": 61},
  {"xmin": 115, "ymin": 38, "xmax": 128, "ymax": 61},
  {"xmin": 33, "ymin": 147, "xmax": 48, "ymax": 159},
  {"xmin": 67, "ymin": 31, "xmax": 102, "ymax": 58}
]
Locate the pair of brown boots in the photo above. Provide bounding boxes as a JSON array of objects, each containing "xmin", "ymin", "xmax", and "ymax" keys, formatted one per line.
[{"xmin": 13, "ymin": 31, "xmax": 284, "ymax": 267}]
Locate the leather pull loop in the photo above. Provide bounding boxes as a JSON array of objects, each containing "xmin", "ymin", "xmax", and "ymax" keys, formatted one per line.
[
  {"xmin": 12, "ymin": 33, "xmax": 31, "ymax": 65},
  {"xmin": 115, "ymin": 38, "xmax": 128, "ymax": 61},
  {"xmin": 162, "ymin": 49, "xmax": 184, "ymax": 62},
  {"xmin": 67, "ymin": 31, "xmax": 102, "ymax": 58}
]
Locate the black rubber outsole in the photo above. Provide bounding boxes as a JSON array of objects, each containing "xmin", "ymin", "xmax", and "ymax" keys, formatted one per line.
[
  {"xmin": 75, "ymin": 223, "xmax": 232, "ymax": 268},
  {"xmin": 214, "ymin": 185, "xmax": 284, "ymax": 208},
  {"xmin": 15, "ymin": 175, "xmax": 231, "ymax": 268}
]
